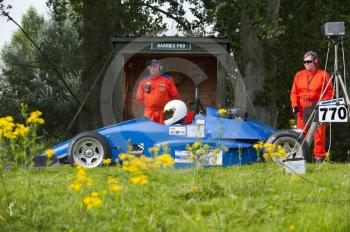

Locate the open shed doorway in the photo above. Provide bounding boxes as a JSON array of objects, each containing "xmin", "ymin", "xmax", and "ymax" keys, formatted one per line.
[{"xmin": 123, "ymin": 54, "xmax": 218, "ymax": 120}]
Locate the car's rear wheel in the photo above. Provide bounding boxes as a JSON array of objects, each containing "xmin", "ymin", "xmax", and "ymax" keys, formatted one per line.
[
  {"xmin": 265, "ymin": 129, "xmax": 311, "ymax": 162},
  {"xmin": 68, "ymin": 131, "xmax": 111, "ymax": 168}
]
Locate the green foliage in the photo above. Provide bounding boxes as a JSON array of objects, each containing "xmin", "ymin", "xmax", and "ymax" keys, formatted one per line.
[
  {"xmin": 0, "ymin": 0, "xmax": 11, "ymax": 16},
  {"xmin": 46, "ymin": 0, "xmax": 192, "ymax": 36},
  {"xmin": 0, "ymin": 164, "xmax": 349, "ymax": 231},
  {"xmin": 0, "ymin": 7, "xmax": 81, "ymax": 138},
  {"xmin": 189, "ymin": 0, "xmax": 241, "ymax": 53}
]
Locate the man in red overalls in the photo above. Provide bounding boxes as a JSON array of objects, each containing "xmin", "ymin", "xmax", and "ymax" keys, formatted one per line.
[
  {"xmin": 290, "ymin": 51, "xmax": 334, "ymax": 162},
  {"xmin": 136, "ymin": 59, "xmax": 179, "ymax": 124}
]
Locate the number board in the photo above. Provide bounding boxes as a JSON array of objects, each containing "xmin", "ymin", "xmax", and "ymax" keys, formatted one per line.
[{"xmin": 318, "ymin": 105, "xmax": 348, "ymax": 122}]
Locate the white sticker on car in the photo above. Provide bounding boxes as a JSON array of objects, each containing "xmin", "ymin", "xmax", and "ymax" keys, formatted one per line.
[
  {"xmin": 204, "ymin": 150, "xmax": 223, "ymax": 165},
  {"xmin": 174, "ymin": 150, "xmax": 223, "ymax": 165},
  {"xmin": 174, "ymin": 150, "xmax": 192, "ymax": 163},
  {"xmin": 169, "ymin": 126, "xmax": 186, "ymax": 136},
  {"xmin": 196, "ymin": 119, "xmax": 205, "ymax": 125},
  {"xmin": 187, "ymin": 125, "xmax": 205, "ymax": 138}
]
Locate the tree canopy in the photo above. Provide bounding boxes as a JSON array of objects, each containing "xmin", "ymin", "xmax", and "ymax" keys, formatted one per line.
[{"xmin": 0, "ymin": 7, "xmax": 81, "ymax": 138}]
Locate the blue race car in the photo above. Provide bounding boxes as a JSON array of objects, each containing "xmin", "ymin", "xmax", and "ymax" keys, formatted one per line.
[{"xmin": 36, "ymin": 102, "xmax": 310, "ymax": 168}]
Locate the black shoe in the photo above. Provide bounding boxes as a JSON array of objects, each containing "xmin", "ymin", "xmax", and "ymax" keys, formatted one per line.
[{"xmin": 314, "ymin": 156, "xmax": 325, "ymax": 163}]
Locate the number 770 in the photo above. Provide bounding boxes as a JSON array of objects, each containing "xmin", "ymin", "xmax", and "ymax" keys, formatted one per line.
[{"xmin": 319, "ymin": 106, "xmax": 347, "ymax": 121}]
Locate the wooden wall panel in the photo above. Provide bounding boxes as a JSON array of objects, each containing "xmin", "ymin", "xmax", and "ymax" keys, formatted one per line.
[{"xmin": 123, "ymin": 55, "xmax": 217, "ymax": 119}]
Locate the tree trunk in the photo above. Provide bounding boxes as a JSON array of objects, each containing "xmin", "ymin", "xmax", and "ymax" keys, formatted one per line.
[
  {"xmin": 264, "ymin": 0, "xmax": 280, "ymax": 127},
  {"xmin": 237, "ymin": 0, "xmax": 264, "ymax": 121},
  {"xmin": 236, "ymin": 0, "xmax": 280, "ymax": 127},
  {"xmin": 79, "ymin": 0, "xmax": 119, "ymax": 130}
]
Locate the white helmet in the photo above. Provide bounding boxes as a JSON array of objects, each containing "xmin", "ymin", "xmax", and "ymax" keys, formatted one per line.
[{"xmin": 163, "ymin": 100, "xmax": 188, "ymax": 125}]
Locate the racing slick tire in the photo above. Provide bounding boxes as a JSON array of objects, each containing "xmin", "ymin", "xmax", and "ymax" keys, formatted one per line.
[
  {"xmin": 265, "ymin": 129, "xmax": 311, "ymax": 163},
  {"xmin": 68, "ymin": 131, "xmax": 111, "ymax": 168}
]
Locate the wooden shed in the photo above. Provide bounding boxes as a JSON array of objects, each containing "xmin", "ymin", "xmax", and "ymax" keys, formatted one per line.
[{"xmin": 100, "ymin": 36, "xmax": 231, "ymax": 125}]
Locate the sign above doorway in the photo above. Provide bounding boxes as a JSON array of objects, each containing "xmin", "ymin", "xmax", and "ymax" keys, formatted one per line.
[{"xmin": 151, "ymin": 42, "xmax": 191, "ymax": 51}]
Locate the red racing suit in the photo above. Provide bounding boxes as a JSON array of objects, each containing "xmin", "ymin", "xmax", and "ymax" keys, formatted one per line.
[
  {"xmin": 136, "ymin": 74, "xmax": 179, "ymax": 124},
  {"xmin": 290, "ymin": 69, "xmax": 334, "ymax": 157}
]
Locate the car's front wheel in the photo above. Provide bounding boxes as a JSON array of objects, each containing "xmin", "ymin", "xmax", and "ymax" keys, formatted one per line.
[
  {"xmin": 68, "ymin": 131, "xmax": 111, "ymax": 168},
  {"xmin": 265, "ymin": 129, "xmax": 311, "ymax": 162}
]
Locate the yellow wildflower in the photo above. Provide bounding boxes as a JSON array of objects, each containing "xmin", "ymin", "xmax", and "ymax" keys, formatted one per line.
[
  {"xmin": 123, "ymin": 160, "xmax": 129, "ymax": 167},
  {"xmin": 76, "ymin": 169, "xmax": 86, "ymax": 180},
  {"xmin": 111, "ymin": 185, "xmax": 123, "ymax": 192},
  {"xmin": 186, "ymin": 144, "xmax": 193, "ymax": 151},
  {"xmin": 4, "ymin": 116, "xmax": 14, "ymax": 122},
  {"xmin": 151, "ymin": 160, "xmax": 162, "ymax": 168},
  {"xmin": 13, "ymin": 124, "xmax": 29, "ymax": 137},
  {"xmin": 0, "ymin": 116, "xmax": 14, "ymax": 126},
  {"xmin": 253, "ymin": 141, "xmax": 264, "ymax": 151},
  {"xmin": 130, "ymin": 175, "xmax": 148, "ymax": 186},
  {"xmin": 99, "ymin": 190, "xmax": 108, "ymax": 196},
  {"xmin": 190, "ymin": 186, "xmax": 199, "ymax": 193},
  {"xmin": 263, "ymin": 143, "xmax": 275, "ymax": 153},
  {"xmin": 203, "ymin": 144, "xmax": 211, "ymax": 150},
  {"xmin": 45, "ymin": 149, "xmax": 55, "ymax": 159},
  {"xmin": 27, "ymin": 111, "xmax": 45, "ymax": 125},
  {"xmin": 122, "ymin": 164, "xmax": 138, "ymax": 174},
  {"xmin": 83, "ymin": 192, "xmax": 102, "ymax": 210},
  {"xmin": 140, "ymin": 156, "xmax": 154, "ymax": 164},
  {"xmin": 263, "ymin": 152, "xmax": 270, "ymax": 160},
  {"xmin": 289, "ymin": 119, "xmax": 296, "ymax": 129},
  {"xmin": 103, "ymin": 158, "xmax": 112, "ymax": 165},
  {"xmin": 156, "ymin": 154, "xmax": 174, "ymax": 167},
  {"xmin": 192, "ymin": 141, "xmax": 201, "ymax": 149},
  {"xmin": 217, "ymin": 108, "xmax": 228, "ymax": 116},
  {"xmin": 91, "ymin": 192, "xmax": 99, "ymax": 197},
  {"xmin": 197, "ymin": 149, "xmax": 205, "ymax": 156},
  {"xmin": 85, "ymin": 177, "xmax": 94, "ymax": 186},
  {"xmin": 290, "ymin": 174, "xmax": 300, "ymax": 182},
  {"xmin": 119, "ymin": 153, "xmax": 127, "ymax": 160},
  {"xmin": 190, "ymin": 153, "xmax": 196, "ymax": 160},
  {"xmin": 0, "ymin": 116, "xmax": 16, "ymax": 139},
  {"xmin": 4, "ymin": 131, "xmax": 16, "ymax": 140},
  {"xmin": 74, "ymin": 166, "xmax": 93, "ymax": 186},
  {"xmin": 107, "ymin": 176, "xmax": 119, "ymax": 185},
  {"xmin": 69, "ymin": 182, "xmax": 81, "ymax": 192},
  {"xmin": 123, "ymin": 158, "xmax": 150, "ymax": 174},
  {"xmin": 288, "ymin": 224, "xmax": 296, "ymax": 231}
]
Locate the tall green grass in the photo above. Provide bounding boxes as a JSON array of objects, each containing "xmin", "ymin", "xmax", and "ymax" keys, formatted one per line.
[{"xmin": 0, "ymin": 163, "xmax": 349, "ymax": 231}]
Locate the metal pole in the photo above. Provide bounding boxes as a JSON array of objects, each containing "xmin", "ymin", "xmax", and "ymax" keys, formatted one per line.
[
  {"xmin": 305, "ymin": 121, "xmax": 319, "ymax": 146},
  {"xmin": 335, "ymin": 42, "xmax": 340, "ymax": 101},
  {"xmin": 194, "ymin": 85, "xmax": 199, "ymax": 114},
  {"xmin": 337, "ymin": 75, "xmax": 350, "ymax": 119},
  {"xmin": 338, "ymin": 75, "xmax": 350, "ymax": 104}
]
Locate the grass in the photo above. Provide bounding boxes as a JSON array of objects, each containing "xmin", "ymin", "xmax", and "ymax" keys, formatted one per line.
[{"xmin": 0, "ymin": 163, "xmax": 349, "ymax": 232}]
